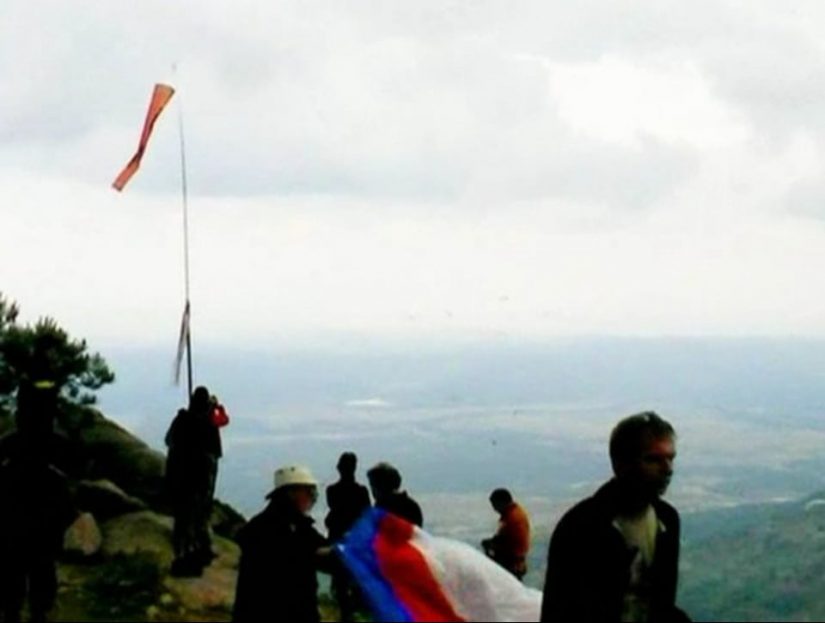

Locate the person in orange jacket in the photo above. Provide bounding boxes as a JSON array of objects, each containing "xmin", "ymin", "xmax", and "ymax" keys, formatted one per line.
[{"xmin": 482, "ymin": 488, "xmax": 531, "ymax": 581}]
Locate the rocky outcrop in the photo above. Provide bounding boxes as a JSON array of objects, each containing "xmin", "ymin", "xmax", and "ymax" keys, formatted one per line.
[
  {"xmin": 0, "ymin": 403, "xmax": 258, "ymax": 622},
  {"xmin": 101, "ymin": 511, "xmax": 178, "ymax": 567},
  {"xmin": 58, "ymin": 405, "xmax": 168, "ymax": 510},
  {"xmin": 48, "ymin": 405, "xmax": 243, "ymax": 541},
  {"xmin": 75, "ymin": 479, "xmax": 148, "ymax": 520},
  {"xmin": 55, "ymin": 507, "xmax": 340, "ymax": 622},
  {"xmin": 0, "ymin": 401, "xmax": 346, "ymax": 623}
]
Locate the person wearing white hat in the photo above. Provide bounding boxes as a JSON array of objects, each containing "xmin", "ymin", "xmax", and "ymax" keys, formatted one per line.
[{"xmin": 233, "ymin": 465, "xmax": 330, "ymax": 622}]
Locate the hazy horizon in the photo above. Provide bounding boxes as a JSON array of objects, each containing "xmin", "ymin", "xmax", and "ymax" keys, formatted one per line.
[{"xmin": 94, "ymin": 336, "xmax": 825, "ymax": 529}]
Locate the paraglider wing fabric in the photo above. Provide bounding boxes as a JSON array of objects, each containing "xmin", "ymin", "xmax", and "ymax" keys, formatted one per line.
[
  {"xmin": 336, "ymin": 509, "xmax": 413, "ymax": 622},
  {"xmin": 336, "ymin": 508, "xmax": 541, "ymax": 623}
]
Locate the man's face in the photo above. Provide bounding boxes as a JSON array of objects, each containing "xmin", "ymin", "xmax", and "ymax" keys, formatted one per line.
[
  {"xmin": 624, "ymin": 434, "xmax": 677, "ymax": 500},
  {"xmin": 289, "ymin": 485, "xmax": 319, "ymax": 514}
]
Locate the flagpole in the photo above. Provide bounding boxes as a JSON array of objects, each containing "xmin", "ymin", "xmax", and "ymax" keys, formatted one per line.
[{"xmin": 175, "ymin": 65, "xmax": 194, "ymax": 399}]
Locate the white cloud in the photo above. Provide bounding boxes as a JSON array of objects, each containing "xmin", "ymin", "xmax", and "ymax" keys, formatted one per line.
[
  {"xmin": 547, "ymin": 57, "xmax": 751, "ymax": 149},
  {"xmin": 345, "ymin": 398, "xmax": 393, "ymax": 409}
]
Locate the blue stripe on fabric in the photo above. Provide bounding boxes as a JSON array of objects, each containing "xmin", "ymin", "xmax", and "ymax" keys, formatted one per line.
[{"xmin": 335, "ymin": 508, "xmax": 414, "ymax": 623}]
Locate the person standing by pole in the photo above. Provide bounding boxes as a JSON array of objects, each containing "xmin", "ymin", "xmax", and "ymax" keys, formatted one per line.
[{"xmin": 165, "ymin": 386, "xmax": 223, "ymax": 577}]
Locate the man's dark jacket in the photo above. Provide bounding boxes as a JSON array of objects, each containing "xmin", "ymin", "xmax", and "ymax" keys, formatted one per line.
[
  {"xmin": 165, "ymin": 408, "xmax": 221, "ymax": 498},
  {"xmin": 325, "ymin": 480, "xmax": 371, "ymax": 542},
  {"xmin": 377, "ymin": 491, "xmax": 423, "ymax": 528},
  {"xmin": 541, "ymin": 479, "xmax": 688, "ymax": 622},
  {"xmin": 232, "ymin": 497, "xmax": 328, "ymax": 623}
]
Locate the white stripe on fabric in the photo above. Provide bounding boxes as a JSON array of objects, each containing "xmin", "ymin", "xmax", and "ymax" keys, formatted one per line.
[{"xmin": 408, "ymin": 527, "xmax": 542, "ymax": 622}]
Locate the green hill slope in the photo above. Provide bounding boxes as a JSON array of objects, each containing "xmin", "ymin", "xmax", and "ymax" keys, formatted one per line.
[{"xmin": 680, "ymin": 495, "xmax": 825, "ymax": 622}]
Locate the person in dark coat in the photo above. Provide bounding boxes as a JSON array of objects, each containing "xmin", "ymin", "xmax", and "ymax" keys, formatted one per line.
[
  {"xmin": 0, "ymin": 381, "xmax": 77, "ymax": 623},
  {"xmin": 325, "ymin": 452, "xmax": 370, "ymax": 621},
  {"xmin": 367, "ymin": 462, "xmax": 423, "ymax": 528},
  {"xmin": 233, "ymin": 466, "xmax": 330, "ymax": 623},
  {"xmin": 165, "ymin": 386, "xmax": 223, "ymax": 576},
  {"xmin": 541, "ymin": 411, "xmax": 689, "ymax": 623}
]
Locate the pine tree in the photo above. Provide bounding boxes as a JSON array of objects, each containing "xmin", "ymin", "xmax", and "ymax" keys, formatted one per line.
[{"xmin": 0, "ymin": 292, "xmax": 115, "ymax": 419}]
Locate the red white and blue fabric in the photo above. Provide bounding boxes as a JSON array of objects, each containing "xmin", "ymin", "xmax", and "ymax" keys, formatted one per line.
[{"xmin": 336, "ymin": 508, "xmax": 541, "ymax": 622}]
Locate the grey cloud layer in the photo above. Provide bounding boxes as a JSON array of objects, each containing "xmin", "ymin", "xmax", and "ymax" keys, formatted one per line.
[
  {"xmin": 0, "ymin": 0, "xmax": 755, "ymax": 209},
  {"xmin": 6, "ymin": 1, "xmax": 825, "ymax": 340},
  {"xmin": 3, "ymin": 1, "xmax": 825, "ymax": 219}
]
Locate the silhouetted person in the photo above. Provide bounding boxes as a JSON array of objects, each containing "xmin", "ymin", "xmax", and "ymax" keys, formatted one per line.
[
  {"xmin": 165, "ymin": 386, "xmax": 223, "ymax": 577},
  {"xmin": 367, "ymin": 462, "xmax": 423, "ymax": 528},
  {"xmin": 541, "ymin": 412, "xmax": 688, "ymax": 623},
  {"xmin": 233, "ymin": 466, "xmax": 330, "ymax": 623},
  {"xmin": 482, "ymin": 488, "xmax": 531, "ymax": 581},
  {"xmin": 0, "ymin": 382, "xmax": 76, "ymax": 623},
  {"xmin": 325, "ymin": 452, "xmax": 370, "ymax": 621},
  {"xmin": 0, "ymin": 380, "xmax": 72, "ymax": 471}
]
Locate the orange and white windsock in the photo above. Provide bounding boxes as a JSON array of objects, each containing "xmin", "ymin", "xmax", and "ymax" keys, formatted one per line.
[{"xmin": 112, "ymin": 83, "xmax": 175, "ymax": 192}]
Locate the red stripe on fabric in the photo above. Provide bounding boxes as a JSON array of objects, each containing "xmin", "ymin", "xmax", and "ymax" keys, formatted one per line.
[{"xmin": 373, "ymin": 513, "xmax": 466, "ymax": 622}]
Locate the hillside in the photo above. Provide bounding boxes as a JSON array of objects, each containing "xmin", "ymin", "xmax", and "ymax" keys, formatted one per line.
[
  {"xmin": 0, "ymin": 405, "xmax": 256, "ymax": 622},
  {"xmin": 679, "ymin": 495, "xmax": 825, "ymax": 622}
]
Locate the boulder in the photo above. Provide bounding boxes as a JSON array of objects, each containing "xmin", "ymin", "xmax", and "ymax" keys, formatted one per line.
[
  {"xmin": 101, "ymin": 511, "xmax": 175, "ymax": 568},
  {"xmin": 64, "ymin": 512, "xmax": 103, "ymax": 558},
  {"xmin": 76, "ymin": 479, "xmax": 147, "ymax": 520},
  {"xmin": 100, "ymin": 510, "xmax": 241, "ymax": 570}
]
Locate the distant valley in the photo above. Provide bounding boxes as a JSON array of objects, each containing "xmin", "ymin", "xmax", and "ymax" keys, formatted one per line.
[{"xmin": 96, "ymin": 337, "xmax": 825, "ymax": 621}]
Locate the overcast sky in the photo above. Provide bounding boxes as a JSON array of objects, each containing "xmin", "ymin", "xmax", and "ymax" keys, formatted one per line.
[{"xmin": 3, "ymin": 0, "xmax": 825, "ymax": 348}]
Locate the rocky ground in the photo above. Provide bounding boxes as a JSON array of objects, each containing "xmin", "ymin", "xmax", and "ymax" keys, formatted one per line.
[
  {"xmin": 53, "ymin": 505, "xmax": 341, "ymax": 622},
  {"xmin": 0, "ymin": 405, "xmax": 339, "ymax": 622}
]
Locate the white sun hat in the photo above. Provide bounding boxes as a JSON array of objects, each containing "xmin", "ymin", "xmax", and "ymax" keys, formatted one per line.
[{"xmin": 266, "ymin": 465, "xmax": 319, "ymax": 498}]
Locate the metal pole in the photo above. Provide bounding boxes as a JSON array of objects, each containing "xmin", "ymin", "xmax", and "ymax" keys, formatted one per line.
[
  {"xmin": 185, "ymin": 308, "xmax": 194, "ymax": 398},
  {"xmin": 175, "ymin": 64, "xmax": 194, "ymax": 399}
]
